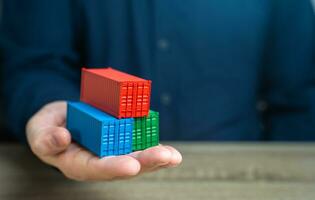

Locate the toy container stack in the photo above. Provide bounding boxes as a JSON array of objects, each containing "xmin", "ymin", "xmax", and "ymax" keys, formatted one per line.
[{"xmin": 66, "ymin": 67, "xmax": 159, "ymax": 157}]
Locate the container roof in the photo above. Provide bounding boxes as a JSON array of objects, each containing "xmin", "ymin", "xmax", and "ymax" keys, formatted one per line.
[
  {"xmin": 83, "ymin": 67, "xmax": 148, "ymax": 82},
  {"xmin": 68, "ymin": 101, "xmax": 133, "ymax": 123}
]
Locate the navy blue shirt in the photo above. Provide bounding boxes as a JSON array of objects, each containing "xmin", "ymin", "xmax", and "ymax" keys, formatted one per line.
[{"xmin": 1, "ymin": 0, "xmax": 315, "ymax": 141}]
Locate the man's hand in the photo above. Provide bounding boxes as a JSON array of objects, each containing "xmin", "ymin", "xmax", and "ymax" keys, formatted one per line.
[{"xmin": 26, "ymin": 101, "xmax": 182, "ymax": 181}]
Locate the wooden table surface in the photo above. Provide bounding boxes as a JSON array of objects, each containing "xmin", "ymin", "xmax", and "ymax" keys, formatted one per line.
[{"xmin": 0, "ymin": 142, "xmax": 315, "ymax": 200}]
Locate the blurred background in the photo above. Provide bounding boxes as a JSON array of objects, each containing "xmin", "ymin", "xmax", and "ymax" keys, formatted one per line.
[
  {"xmin": 0, "ymin": 0, "xmax": 14, "ymax": 142},
  {"xmin": 1, "ymin": 0, "xmax": 315, "ymax": 142}
]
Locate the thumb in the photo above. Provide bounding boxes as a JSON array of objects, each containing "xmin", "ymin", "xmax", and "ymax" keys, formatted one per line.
[{"xmin": 30, "ymin": 127, "xmax": 71, "ymax": 157}]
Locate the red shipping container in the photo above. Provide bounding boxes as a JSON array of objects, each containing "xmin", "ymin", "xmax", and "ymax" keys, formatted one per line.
[{"xmin": 80, "ymin": 67, "xmax": 151, "ymax": 118}]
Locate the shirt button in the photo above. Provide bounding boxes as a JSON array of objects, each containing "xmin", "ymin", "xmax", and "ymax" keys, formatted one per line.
[
  {"xmin": 257, "ymin": 100, "xmax": 268, "ymax": 112},
  {"xmin": 160, "ymin": 93, "xmax": 172, "ymax": 106},
  {"xmin": 157, "ymin": 38, "xmax": 169, "ymax": 50}
]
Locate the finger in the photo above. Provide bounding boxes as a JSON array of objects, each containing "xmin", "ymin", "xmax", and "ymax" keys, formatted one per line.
[
  {"xmin": 137, "ymin": 145, "xmax": 183, "ymax": 173},
  {"xmin": 26, "ymin": 101, "xmax": 68, "ymax": 154},
  {"xmin": 130, "ymin": 145, "xmax": 172, "ymax": 173},
  {"xmin": 163, "ymin": 145, "xmax": 183, "ymax": 167},
  {"xmin": 53, "ymin": 146, "xmax": 141, "ymax": 181},
  {"xmin": 30, "ymin": 126, "xmax": 71, "ymax": 157},
  {"xmin": 28, "ymin": 101, "xmax": 67, "ymax": 130},
  {"xmin": 39, "ymin": 101, "xmax": 67, "ymax": 125}
]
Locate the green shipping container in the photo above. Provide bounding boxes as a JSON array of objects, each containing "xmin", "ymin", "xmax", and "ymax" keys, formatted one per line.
[{"xmin": 132, "ymin": 110, "xmax": 159, "ymax": 151}]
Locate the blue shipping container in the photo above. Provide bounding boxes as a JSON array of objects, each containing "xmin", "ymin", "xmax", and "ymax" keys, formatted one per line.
[{"xmin": 67, "ymin": 101, "xmax": 133, "ymax": 157}]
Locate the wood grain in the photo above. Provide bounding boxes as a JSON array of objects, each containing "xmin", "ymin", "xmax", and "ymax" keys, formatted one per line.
[{"xmin": 0, "ymin": 142, "xmax": 315, "ymax": 200}]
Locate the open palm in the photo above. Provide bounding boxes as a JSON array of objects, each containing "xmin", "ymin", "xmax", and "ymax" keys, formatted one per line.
[{"xmin": 26, "ymin": 101, "xmax": 182, "ymax": 181}]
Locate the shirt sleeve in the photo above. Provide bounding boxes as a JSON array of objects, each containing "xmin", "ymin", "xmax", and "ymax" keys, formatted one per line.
[{"xmin": 0, "ymin": 0, "xmax": 81, "ymax": 141}]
